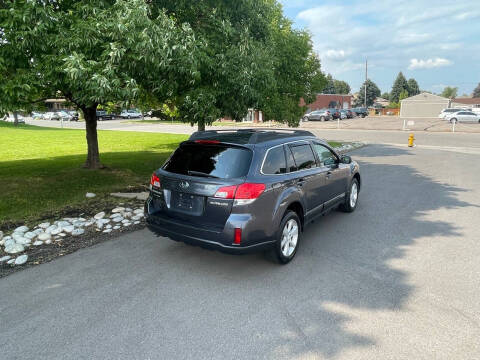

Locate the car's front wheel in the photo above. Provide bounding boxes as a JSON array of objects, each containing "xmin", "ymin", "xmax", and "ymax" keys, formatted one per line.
[
  {"xmin": 340, "ymin": 178, "xmax": 359, "ymax": 213},
  {"xmin": 450, "ymin": 118, "xmax": 457, "ymax": 124},
  {"xmin": 267, "ymin": 211, "xmax": 301, "ymax": 264},
  {"xmin": 302, "ymin": 116, "xmax": 308, "ymax": 122},
  {"xmin": 320, "ymin": 116, "xmax": 325, "ymax": 122}
]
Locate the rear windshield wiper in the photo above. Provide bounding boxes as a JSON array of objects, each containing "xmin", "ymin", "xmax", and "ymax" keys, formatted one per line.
[{"xmin": 187, "ymin": 170, "xmax": 220, "ymax": 178}]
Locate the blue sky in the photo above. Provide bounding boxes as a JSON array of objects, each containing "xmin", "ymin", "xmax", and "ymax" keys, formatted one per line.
[{"xmin": 280, "ymin": 0, "xmax": 480, "ymax": 95}]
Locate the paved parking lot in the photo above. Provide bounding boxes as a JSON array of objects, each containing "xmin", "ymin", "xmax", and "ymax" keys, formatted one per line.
[
  {"xmin": 301, "ymin": 116, "xmax": 480, "ymax": 133},
  {"xmin": 1, "ymin": 139, "xmax": 479, "ymax": 359}
]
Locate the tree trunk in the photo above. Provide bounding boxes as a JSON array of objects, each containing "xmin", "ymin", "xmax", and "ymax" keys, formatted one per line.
[
  {"xmin": 197, "ymin": 119, "xmax": 205, "ymax": 132},
  {"xmin": 13, "ymin": 112, "xmax": 18, "ymax": 127},
  {"xmin": 82, "ymin": 105, "xmax": 103, "ymax": 169}
]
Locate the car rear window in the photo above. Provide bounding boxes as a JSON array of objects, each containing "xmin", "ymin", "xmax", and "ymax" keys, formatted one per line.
[
  {"xmin": 262, "ymin": 146, "xmax": 286, "ymax": 174},
  {"xmin": 163, "ymin": 143, "xmax": 252, "ymax": 179},
  {"xmin": 289, "ymin": 144, "xmax": 316, "ymax": 170}
]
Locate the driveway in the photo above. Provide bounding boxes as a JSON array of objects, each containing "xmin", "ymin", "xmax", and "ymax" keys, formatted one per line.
[{"xmin": 1, "ymin": 141, "xmax": 479, "ymax": 359}]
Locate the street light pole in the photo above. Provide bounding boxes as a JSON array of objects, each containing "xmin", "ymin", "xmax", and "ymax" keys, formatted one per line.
[{"xmin": 364, "ymin": 59, "xmax": 367, "ymax": 108}]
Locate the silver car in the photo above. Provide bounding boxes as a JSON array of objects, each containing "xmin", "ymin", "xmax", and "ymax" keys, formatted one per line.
[{"xmin": 446, "ymin": 111, "xmax": 480, "ymax": 123}]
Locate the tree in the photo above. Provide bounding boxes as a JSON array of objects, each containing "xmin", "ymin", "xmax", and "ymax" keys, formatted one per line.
[
  {"xmin": 473, "ymin": 83, "xmax": 480, "ymax": 98},
  {"xmin": 356, "ymin": 79, "xmax": 381, "ymax": 107},
  {"xmin": 333, "ymin": 80, "xmax": 351, "ymax": 94},
  {"xmin": 154, "ymin": 0, "xmax": 326, "ymax": 129},
  {"xmin": 441, "ymin": 86, "xmax": 458, "ymax": 99},
  {"xmin": 390, "ymin": 72, "xmax": 409, "ymax": 103},
  {"xmin": 407, "ymin": 78, "xmax": 420, "ymax": 96},
  {"xmin": 0, "ymin": 0, "xmax": 199, "ymax": 168},
  {"xmin": 322, "ymin": 74, "xmax": 337, "ymax": 94},
  {"xmin": 399, "ymin": 89, "xmax": 409, "ymax": 101},
  {"xmin": 381, "ymin": 92, "xmax": 390, "ymax": 100}
]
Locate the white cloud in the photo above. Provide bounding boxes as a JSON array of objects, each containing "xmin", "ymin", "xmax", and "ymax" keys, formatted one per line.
[
  {"xmin": 408, "ymin": 58, "xmax": 453, "ymax": 70},
  {"xmin": 324, "ymin": 49, "xmax": 347, "ymax": 61}
]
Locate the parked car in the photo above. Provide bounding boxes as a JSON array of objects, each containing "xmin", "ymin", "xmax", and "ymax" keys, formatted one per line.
[
  {"xmin": 445, "ymin": 111, "xmax": 480, "ymax": 123},
  {"xmin": 145, "ymin": 129, "xmax": 361, "ymax": 264},
  {"xmin": 43, "ymin": 112, "xmax": 60, "ymax": 121},
  {"xmin": 31, "ymin": 111, "xmax": 44, "ymax": 120},
  {"xmin": 351, "ymin": 107, "xmax": 368, "ymax": 118},
  {"xmin": 438, "ymin": 108, "xmax": 465, "ymax": 119},
  {"xmin": 67, "ymin": 111, "xmax": 79, "ymax": 121},
  {"xmin": 302, "ymin": 109, "xmax": 331, "ymax": 122},
  {"xmin": 57, "ymin": 111, "xmax": 73, "ymax": 121},
  {"xmin": 2, "ymin": 113, "xmax": 25, "ymax": 123},
  {"xmin": 96, "ymin": 110, "xmax": 116, "ymax": 121},
  {"xmin": 327, "ymin": 108, "xmax": 341, "ymax": 120},
  {"xmin": 120, "ymin": 109, "xmax": 142, "ymax": 119},
  {"xmin": 341, "ymin": 109, "xmax": 354, "ymax": 119}
]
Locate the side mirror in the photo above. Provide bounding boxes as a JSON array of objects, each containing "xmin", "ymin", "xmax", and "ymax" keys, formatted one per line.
[{"xmin": 341, "ymin": 155, "xmax": 352, "ymax": 164}]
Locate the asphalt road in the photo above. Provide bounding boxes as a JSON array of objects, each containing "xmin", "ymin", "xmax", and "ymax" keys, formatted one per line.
[{"xmin": 1, "ymin": 140, "xmax": 480, "ymax": 359}]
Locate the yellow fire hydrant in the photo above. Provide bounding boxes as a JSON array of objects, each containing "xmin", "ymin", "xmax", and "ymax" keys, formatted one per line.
[{"xmin": 408, "ymin": 133, "xmax": 415, "ymax": 147}]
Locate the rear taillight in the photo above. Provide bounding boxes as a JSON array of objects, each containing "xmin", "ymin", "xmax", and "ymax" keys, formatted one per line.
[
  {"xmin": 214, "ymin": 183, "xmax": 266, "ymax": 204},
  {"xmin": 214, "ymin": 185, "xmax": 237, "ymax": 199},
  {"xmin": 150, "ymin": 173, "xmax": 161, "ymax": 188},
  {"xmin": 234, "ymin": 228, "xmax": 242, "ymax": 245}
]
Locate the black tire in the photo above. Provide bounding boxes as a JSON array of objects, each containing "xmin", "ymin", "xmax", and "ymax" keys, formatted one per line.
[
  {"xmin": 302, "ymin": 116, "xmax": 309, "ymax": 122},
  {"xmin": 266, "ymin": 211, "xmax": 302, "ymax": 264},
  {"xmin": 320, "ymin": 116, "xmax": 325, "ymax": 122},
  {"xmin": 361, "ymin": 114, "xmax": 366, "ymax": 118},
  {"xmin": 340, "ymin": 178, "xmax": 359, "ymax": 213},
  {"xmin": 450, "ymin": 118, "xmax": 457, "ymax": 124}
]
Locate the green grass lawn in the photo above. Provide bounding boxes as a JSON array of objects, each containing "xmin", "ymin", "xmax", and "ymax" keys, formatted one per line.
[
  {"xmin": 0, "ymin": 122, "xmax": 345, "ymax": 226},
  {"xmin": 0, "ymin": 122, "xmax": 187, "ymax": 225}
]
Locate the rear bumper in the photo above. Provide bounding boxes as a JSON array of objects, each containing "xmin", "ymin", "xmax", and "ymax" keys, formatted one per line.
[{"xmin": 145, "ymin": 213, "xmax": 276, "ymax": 255}]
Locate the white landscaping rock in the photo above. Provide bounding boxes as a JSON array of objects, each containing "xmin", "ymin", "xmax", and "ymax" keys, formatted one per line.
[
  {"xmin": 5, "ymin": 243, "xmax": 25, "ymax": 254},
  {"xmin": 84, "ymin": 220, "xmax": 95, "ymax": 227},
  {"xmin": 12, "ymin": 233, "xmax": 25, "ymax": 241},
  {"xmin": 45, "ymin": 239, "xmax": 52, "ymax": 244},
  {"xmin": 57, "ymin": 221, "xmax": 71, "ymax": 227},
  {"xmin": 105, "ymin": 224, "xmax": 112, "ymax": 229},
  {"xmin": 33, "ymin": 241, "xmax": 43, "ymax": 246},
  {"xmin": 37, "ymin": 232, "xmax": 52, "ymax": 241},
  {"xmin": 59, "ymin": 233, "xmax": 66, "ymax": 237},
  {"xmin": 15, "ymin": 255, "xmax": 28, "ymax": 265},
  {"xmin": 103, "ymin": 229, "xmax": 112, "ymax": 233},
  {"xmin": 7, "ymin": 259, "xmax": 15, "ymax": 264},
  {"xmin": 112, "ymin": 216, "xmax": 124, "ymax": 223},
  {"xmin": 14, "ymin": 225, "xmax": 29, "ymax": 233},
  {"xmin": 94, "ymin": 211, "xmax": 105, "ymax": 220},
  {"xmin": 14, "ymin": 237, "xmax": 30, "ymax": 245},
  {"xmin": 86, "ymin": 192, "xmax": 96, "ymax": 198},
  {"xmin": 38, "ymin": 222, "xmax": 50, "ymax": 229},
  {"xmin": 63, "ymin": 225, "xmax": 74, "ymax": 233},
  {"xmin": 0, "ymin": 255, "xmax": 11, "ymax": 262},
  {"xmin": 4, "ymin": 238, "xmax": 15, "ymax": 248},
  {"xmin": 133, "ymin": 221, "xmax": 140, "ymax": 225},
  {"xmin": 71, "ymin": 228, "xmax": 85, "ymax": 236},
  {"xmin": 50, "ymin": 227, "xmax": 63, "ymax": 235},
  {"xmin": 72, "ymin": 220, "xmax": 86, "ymax": 228},
  {"xmin": 132, "ymin": 215, "xmax": 143, "ymax": 221},
  {"xmin": 24, "ymin": 231, "xmax": 37, "ymax": 240},
  {"xmin": 45, "ymin": 225, "xmax": 58, "ymax": 234},
  {"xmin": 111, "ymin": 207, "xmax": 125, "ymax": 213},
  {"xmin": 123, "ymin": 222, "xmax": 131, "ymax": 227},
  {"xmin": 113, "ymin": 225, "xmax": 120, "ymax": 230},
  {"xmin": 34, "ymin": 228, "xmax": 44, "ymax": 235}
]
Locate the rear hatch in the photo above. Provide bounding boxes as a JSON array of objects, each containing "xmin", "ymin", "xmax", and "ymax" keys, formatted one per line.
[{"xmin": 149, "ymin": 141, "xmax": 253, "ymax": 230}]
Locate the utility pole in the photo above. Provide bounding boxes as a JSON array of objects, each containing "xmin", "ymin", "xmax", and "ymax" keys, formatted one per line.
[{"xmin": 364, "ymin": 59, "xmax": 368, "ymax": 108}]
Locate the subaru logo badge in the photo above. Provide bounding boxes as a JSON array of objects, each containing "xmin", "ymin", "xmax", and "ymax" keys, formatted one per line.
[{"xmin": 179, "ymin": 181, "xmax": 190, "ymax": 190}]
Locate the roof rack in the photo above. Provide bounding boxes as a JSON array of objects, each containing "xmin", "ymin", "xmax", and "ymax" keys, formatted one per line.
[{"xmin": 189, "ymin": 128, "xmax": 315, "ymax": 143}]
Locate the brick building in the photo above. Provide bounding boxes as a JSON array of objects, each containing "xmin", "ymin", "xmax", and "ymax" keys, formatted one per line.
[{"xmin": 300, "ymin": 94, "xmax": 353, "ymax": 112}]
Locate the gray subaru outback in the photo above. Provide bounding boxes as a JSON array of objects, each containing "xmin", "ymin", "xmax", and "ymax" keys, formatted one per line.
[{"xmin": 145, "ymin": 129, "xmax": 361, "ymax": 264}]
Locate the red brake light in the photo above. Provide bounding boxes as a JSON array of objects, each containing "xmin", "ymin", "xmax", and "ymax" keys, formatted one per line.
[
  {"xmin": 195, "ymin": 140, "xmax": 220, "ymax": 144},
  {"xmin": 150, "ymin": 173, "xmax": 161, "ymax": 188},
  {"xmin": 234, "ymin": 228, "xmax": 242, "ymax": 244},
  {"xmin": 214, "ymin": 185, "xmax": 237, "ymax": 199},
  {"xmin": 235, "ymin": 183, "xmax": 266, "ymax": 199},
  {"xmin": 214, "ymin": 183, "xmax": 265, "ymax": 200}
]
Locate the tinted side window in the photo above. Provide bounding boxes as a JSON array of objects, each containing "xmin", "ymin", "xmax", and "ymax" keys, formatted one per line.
[
  {"xmin": 262, "ymin": 146, "xmax": 286, "ymax": 174},
  {"xmin": 313, "ymin": 143, "xmax": 337, "ymax": 166},
  {"xmin": 289, "ymin": 144, "xmax": 316, "ymax": 170},
  {"xmin": 285, "ymin": 146, "xmax": 297, "ymax": 172}
]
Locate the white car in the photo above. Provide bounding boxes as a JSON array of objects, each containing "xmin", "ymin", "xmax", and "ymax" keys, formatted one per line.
[
  {"xmin": 2, "ymin": 114, "xmax": 25, "ymax": 123},
  {"xmin": 438, "ymin": 108, "xmax": 464, "ymax": 119},
  {"xmin": 445, "ymin": 111, "xmax": 480, "ymax": 123},
  {"xmin": 57, "ymin": 111, "xmax": 73, "ymax": 121},
  {"xmin": 43, "ymin": 112, "xmax": 60, "ymax": 120},
  {"xmin": 120, "ymin": 109, "xmax": 142, "ymax": 119}
]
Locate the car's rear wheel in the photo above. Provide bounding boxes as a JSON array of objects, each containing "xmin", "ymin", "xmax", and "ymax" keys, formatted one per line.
[
  {"xmin": 267, "ymin": 211, "xmax": 301, "ymax": 264},
  {"xmin": 302, "ymin": 116, "xmax": 308, "ymax": 122},
  {"xmin": 340, "ymin": 178, "xmax": 359, "ymax": 213},
  {"xmin": 450, "ymin": 118, "xmax": 457, "ymax": 124}
]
